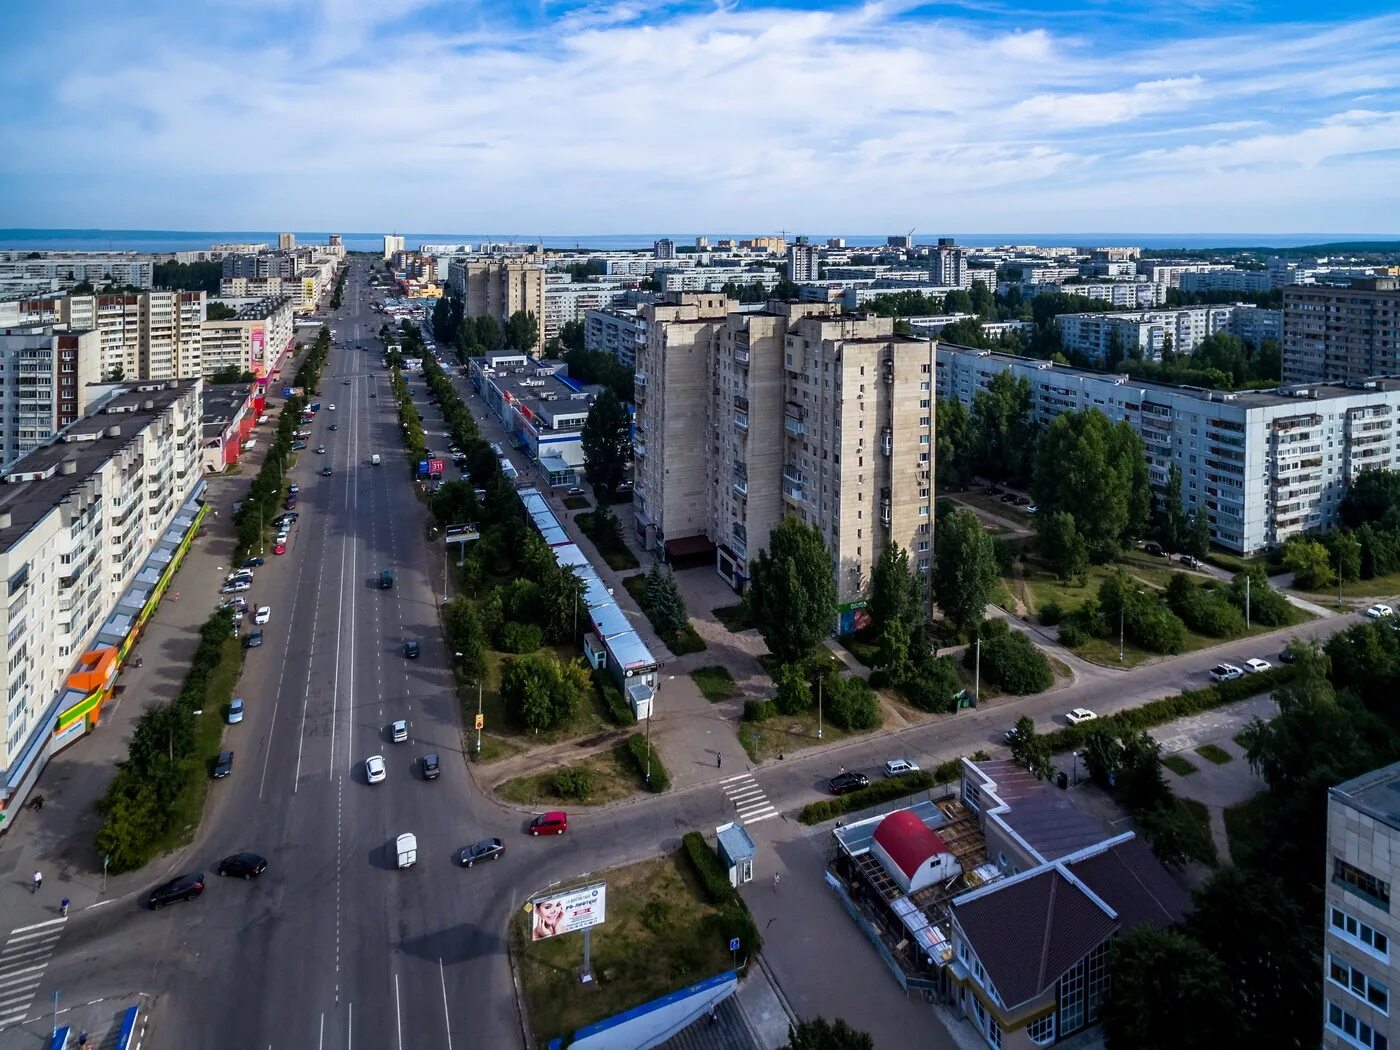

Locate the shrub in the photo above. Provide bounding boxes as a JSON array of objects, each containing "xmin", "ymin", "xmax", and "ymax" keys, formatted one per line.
[
  {"xmin": 1128, "ymin": 603, "xmax": 1188, "ymax": 654},
  {"xmin": 497, "ymin": 620, "xmax": 543, "ymax": 654},
  {"xmin": 799, "ymin": 771, "xmax": 935, "ymax": 824},
  {"xmin": 773, "ymin": 662, "xmax": 813, "ymax": 715},
  {"xmin": 868, "ymin": 669, "xmax": 891, "ymax": 689},
  {"xmin": 933, "ymin": 758, "xmax": 964, "ymax": 784},
  {"xmin": 1039, "ymin": 601, "xmax": 1064, "ymax": 626},
  {"xmin": 1179, "ymin": 590, "xmax": 1246, "ymax": 638},
  {"xmin": 596, "ymin": 674, "xmax": 637, "ymax": 726},
  {"xmin": 744, "ymin": 699, "xmax": 776, "ymax": 722},
  {"xmin": 1057, "ymin": 620, "xmax": 1088, "ymax": 648},
  {"xmin": 824, "ymin": 674, "xmax": 881, "ymax": 730},
  {"xmin": 966, "ymin": 627, "xmax": 1053, "ymax": 694},
  {"xmin": 682, "ymin": 831, "xmax": 737, "ymax": 905},
  {"xmin": 551, "ymin": 767, "xmax": 595, "ymax": 800},
  {"xmin": 993, "ymin": 538, "xmax": 1019, "ymax": 574},
  {"xmin": 901, "ymin": 654, "xmax": 964, "ymax": 713},
  {"xmin": 627, "ymin": 732, "xmax": 669, "ymax": 792}
]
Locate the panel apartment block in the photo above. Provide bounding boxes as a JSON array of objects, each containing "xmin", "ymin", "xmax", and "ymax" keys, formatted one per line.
[
  {"xmin": 448, "ymin": 258, "xmax": 546, "ymax": 352},
  {"xmin": 0, "ymin": 327, "xmax": 102, "ymax": 468},
  {"xmin": 1284, "ymin": 278, "xmax": 1400, "ymax": 385},
  {"xmin": 937, "ymin": 345, "xmax": 1400, "ymax": 554}
]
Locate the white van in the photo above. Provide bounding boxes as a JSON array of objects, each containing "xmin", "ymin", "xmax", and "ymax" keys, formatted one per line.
[{"xmin": 371, "ymin": 454, "xmax": 381, "ymax": 465}]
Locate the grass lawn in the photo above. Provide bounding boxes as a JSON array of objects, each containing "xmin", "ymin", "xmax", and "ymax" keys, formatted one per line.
[
  {"xmin": 513, "ymin": 851, "xmax": 735, "ymax": 1048},
  {"xmin": 1294, "ymin": 570, "xmax": 1400, "ymax": 601},
  {"xmin": 151, "ymin": 635, "xmax": 244, "ymax": 855},
  {"xmin": 562, "ymin": 496, "xmax": 591, "ymax": 511},
  {"xmin": 495, "ymin": 743, "xmax": 641, "ymax": 806},
  {"xmin": 1177, "ymin": 796, "xmax": 1219, "ymax": 867},
  {"xmin": 1223, "ymin": 793, "xmax": 1271, "ymax": 867},
  {"xmin": 1162, "ymin": 753, "xmax": 1198, "ymax": 776},
  {"xmin": 712, "ymin": 603, "xmax": 753, "ymax": 633},
  {"xmin": 621, "ymin": 575, "xmax": 707, "ymax": 655},
  {"xmin": 574, "ymin": 510, "xmax": 640, "ymax": 571},
  {"xmin": 690, "ymin": 665, "xmax": 738, "ymax": 704},
  {"xmin": 738, "ymin": 709, "xmax": 862, "ymax": 763},
  {"xmin": 462, "ymin": 645, "xmax": 615, "ymax": 759},
  {"xmin": 756, "ymin": 649, "xmax": 844, "ymax": 682},
  {"xmin": 952, "ymin": 490, "xmax": 1034, "ymax": 526},
  {"xmin": 838, "ymin": 633, "xmax": 880, "ymax": 668},
  {"xmin": 1195, "ymin": 743, "xmax": 1233, "ymax": 765}
]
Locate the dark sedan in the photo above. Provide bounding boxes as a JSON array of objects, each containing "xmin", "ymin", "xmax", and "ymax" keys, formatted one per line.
[
  {"xmin": 458, "ymin": 838, "xmax": 505, "ymax": 867},
  {"xmin": 217, "ymin": 852, "xmax": 268, "ymax": 879},
  {"xmin": 828, "ymin": 771, "xmax": 870, "ymax": 796},
  {"xmin": 149, "ymin": 872, "xmax": 205, "ymax": 909},
  {"xmin": 403, "ymin": 640, "xmax": 420, "ymax": 659},
  {"xmin": 213, "ymin": 750, "xmax": 234, "ymax": 778}
]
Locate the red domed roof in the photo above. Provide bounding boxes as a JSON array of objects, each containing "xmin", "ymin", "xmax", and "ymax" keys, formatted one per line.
[{"xmin": 873, "ymin": 809, "xmax": 948, "ymax": 877}]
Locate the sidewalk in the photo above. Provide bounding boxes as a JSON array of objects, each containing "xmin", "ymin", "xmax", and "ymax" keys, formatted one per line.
[{"xmin": 0, "ymin": 386, "xmax": 299, "ymax": 926}]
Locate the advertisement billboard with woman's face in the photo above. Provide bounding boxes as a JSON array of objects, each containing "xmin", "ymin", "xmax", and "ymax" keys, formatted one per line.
[{"xmin": 530, "ymin": 882, "xmax": 607, "ymax": 941}]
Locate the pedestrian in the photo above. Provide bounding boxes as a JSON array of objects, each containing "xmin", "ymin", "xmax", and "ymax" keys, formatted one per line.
[
  {"xmin": 772, "ymin": 872, "xmax": 781, "ymax": 892},
  {"xmin": 34, "ymin": 794, "xmax": 43, "ymax": 810},
  {"xmin": 78, "ymin": 1031, "xmax": 88, "ymax": 1050},
  {"xmin": 31, "ymin": 870, "xmax": 42, "ymax": 894},
  {"xmin": 60, "ymin": 897, "xmax": 70, "ymax": 917},
  {"xmin": 717, "ymin": 753, "xmax": 722, "ymax": 769}
]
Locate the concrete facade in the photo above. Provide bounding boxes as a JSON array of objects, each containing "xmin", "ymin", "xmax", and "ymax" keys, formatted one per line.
[
  {"xmin": 1284, "ymin": 278, "xmax": 1400, "ymax": 385},
  {"xmin": 0, "ymin": 327, "xmax": 102, "ymax": 469},
  {"xmin": 0, "ymin": 255, "xmax": 153, "ymax": 290},
  {"xmin": 201, "ymin": 296, "xmax": 295, "ymax": 378},
  {"xmin": 583, "ymin": 307, "xmax": 647, "ymax": 369},
  {"xmin": 448, "ymin": 258, "xmax": 546, "ymax": 352},
  {"xmin": 60, "ymin": 290, "xmax": 205, "ymax": 380},
  {"xmin": 1055, "ymin": 304, "xmax": 1280, "ymax": 361}
]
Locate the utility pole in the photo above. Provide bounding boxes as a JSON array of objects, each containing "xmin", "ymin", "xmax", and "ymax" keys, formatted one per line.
[
  {"xmin": 817, "ymin": 676, "xmax": 823, "ymax": 740},
  {"xmin": 1118, "ymin": 603, "xmax": 1126, "ymax": 662},
  {"xmin": 1244, "ymin": 574, "xmax": 1251, "ymax": 629},
  {"xmin": 974, "ymin": 638, "xmax": 981, "ymax": 704}
]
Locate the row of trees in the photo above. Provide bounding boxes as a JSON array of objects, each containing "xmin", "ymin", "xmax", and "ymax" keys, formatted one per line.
[
  {"xmin": 431, "ymin": 290, "xmax": 540, "ymax": 357},
  {"xmin": 1284, "ymin": 467, "xmax": 1400, "ymax": 589}
]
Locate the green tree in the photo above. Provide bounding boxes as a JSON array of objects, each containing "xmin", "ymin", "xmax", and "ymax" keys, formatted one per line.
[
  {"xmin": 1102, "ymin": 928, "xmax": 1241, "ymax": 1050},
  {"xmin": 443, "ymin": 597, "xmax": 487, "ymax": 681},
  {"xmin": 499, "ymin": 652, "xmax": 588, "ymax": 732},
  {"xmin": 868, "ymin": 543, "xmax": 921, "ymax": 641},
  {"xmin": 1155, "ymin": 463, "xmax": 1189, "ymax": 553},
  {"xmin": 773, "ymin": 662, "xmax": 813, "ymax": 715},
  {"xmin": 1281, "ymin": 536, "xmax": 1335, "ymax": 590},
  {"xmin": 1033, "ymin": 409, "xmax": 1150, "ymax": 562},
  {"xmin": 1323, "ymin": 530, "xmax": 1361, "ymax": 583},
  {"xmin": 1185, "ymin": 505, "xmax": 1212, "ymax": 559},
  {"xmin": 539, "ymin": 564, "xmax": 587, "ymax": 644},
  {"xmin": 1341, "ymin": 467, "xmax": 1400, "ymax": 527},
  {"xmin": 580, "ymin": 389, "xmax": 632, "ymax": 500},
  {"xmin": 505, "ymin": 310, "xmax": 540, "ymax": 352},
  {"xmin": 1008, "ymin": 715, "xmax": 1053, "ymax": 779},
  {"xmin": 558, "ymin": 318, "xmax": 586, "ymax": 353},
  {"xmin": 971, "ymin": 371, "xmax": 1037, "ymax": 483},
  {"xmin": 934, "ymin": 397, "xmax": 975, "ymax": 491},
  {"xmin": 747, "ymin": 519, "xmax": 838, "ymax": 663},
  {"xmin": 1039, "ymin": 510, "xmax": 1089, "ymax": 583},
  {"xmin": 932, "ymin": 508, "xmax": 999, "ymax": 636},
  {"xmin": 643, "ymin": 562, "xmax": 689, "ymax": 637},
  {"xmin": 784, "ymin": 1017, "xmax": 874, "ymax": 1050},
  {"xmin": 205, "ymin": 301, "xmax": 237, "ymax": 321}
]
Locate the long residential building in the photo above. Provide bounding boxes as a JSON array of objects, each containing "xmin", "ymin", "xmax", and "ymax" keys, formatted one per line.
[
  {"xmin": 447, "ymin": 258, "xmax": 546, "ymax": 352},
  {"xmin": 657, "ymin": 268, "xmax": 784, "ymax": 294},
  {"xmin": 201, "ymin": 296, "xmax": 294, "ymax": 378},
  {"xmin": 1055, "ymin": 305, "xmax": 1281, "ymax": 361},
  {"xmin": 1178, "ymin": 268, "xmax": 1274, "ymax": 295},
  {"xmin": 0, "ymin": 327, "xmax": 103, "ymax": 468},
  {"xmin": 937, "ymin": 344, "xmax": 1400, "ymax": 554},
  {"xmin": 0, "ymin": 255, "xmax": 153, "ymax": 291},
  {"xmin": 583, "ymin": 307, "xmax": 647, "ymax": 369},
  {"xmin": 543, "ymin": 281, "xmax": 633, "ymax": 342},
  {"xmin": 59, "ymin": 290, "xmax": 206, "ymax": 380},
  {"xmin": 1283, "ymin": 278, "xmax": 1400, "ymax": 385},
  {"xmin": 999, "ymin": 280, "xmax": 1166, "ymax": 309},
  {"xmin": 0, "ymin": 379, "xmax": 205, "ymax": 819},
  {"xmin": 635, "ymin": 293, "xmax": 935, "ymax": 628}
]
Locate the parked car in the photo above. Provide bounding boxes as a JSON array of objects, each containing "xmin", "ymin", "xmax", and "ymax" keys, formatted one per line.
[
  {"xmin": 365, "ymin": 755, "xmax": 387, "ymax": 784},
  {"xmin": 1244, "ymin": 658, "xmax": 1272, "ymax": 674},
  {"xmin": 422, "ymin": 753, "xmax": 441, "ymax": 779},
  {"xmin": 1209, "ymin": 663, "xmax": 1244, "ymax": 682},
  {"xmin": 529, "ymin": 811, "xmax": 568, "ymax": 836},
  {"xmin": 391, "ymin": 719, "xmax": 408, "ymax": 743},
  {"xmin": 217, "ymin": 852, "xmax": 267, "ymax": 879},
  {"xmin": 883, "ymin": 759, "xmax": 920, "ymax": 777},
  {"xmin": 245, "ymin": 630, "xmax": 264, "ymax": 649},
  {"xmin": 148, "ymin": 872, "xmax": 205, "ymax": 909},
  {"xmin": 241, "ymin": 557, "xmax": 265, "ymax": 569},
  {"xmin": 274, "ymin": 542, "xmax": 287, "ymax": 555},
  {"xmin": 1366, "ymin": 604, "xmax": 1394, "ymax": 619},
  {"xmin": 458, "ymin": 838, "xmax": 504, "ymax": 866},
  {"xmin": 1143, "ymin": 542, "xmax": 1166, "ymax": 557},
  {"xmin": 227, "ymin": 699, "xmax": 245, "ymax": 725},
  {"xmin": 288, "ymin": 484, "xmax": 300, "ymax": 495},
  {"xmin": 226, "ymin": 569, "xmax": 254, "ymax": 583},
  {"xmin": 1027, "ymin": 504, "xmax": 1038, "ymax": 514},
  {"xmin": 828, "ymin": 771, "xmax": 870, "ymax": 795},
  {"xmin": 254, "ymin": 606, "xmax": 271, "ymax": 625},
  {"xmin": 213, "ymin": 751, "xmax": 234, "ymax": 778},
  {"xmin": 1066, "ymin": 708, "xmax": 1098, "ymax": 725},
  {"xmin": 1279, "ymin": 647, "xmax": 1296, "ymax": 664},
  {"xmin": 1178, "ymin": 554, "xmax": 1201, "ymax": 568},
  {"xmin": 1003, "ymin": 725, "xmax": 1021, "ymax": 744},
  {"xmin": 403, "ymin": 640, "xmax": 419, "ymax": 659},
  {"xmin": 221, "ymin": 581, "xmax": 251, "ymax": 594}
]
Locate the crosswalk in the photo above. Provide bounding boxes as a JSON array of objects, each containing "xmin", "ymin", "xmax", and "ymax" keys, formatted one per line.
[
  {"xmin": 0, "ymin": 916, "xmax": 66, "ymax": 1028},
  {"xmin": 721, "ymin": 772, "xmax": 779, "ymax": 824}
]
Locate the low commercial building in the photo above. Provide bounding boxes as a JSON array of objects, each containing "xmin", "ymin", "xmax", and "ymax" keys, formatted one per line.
[
  {"xmin": 466, "ymin": 351, "xmax": 600, "ymax": 484},
  {"xmin": 0, "ymin": 380, "xmax": 205, "ymax": 820},
  {"xmin": 0, "ymin": 326, "xmax": 103, "ymax": 469},
  {"xmin": 200, "ymin": 382, "xmax": 261, "ymax": 472},
  {"xmin": 937, "ymin": 343, "xmax": 1400, "ymax": 553},
  {"xmin": 583, "ymin": 307, "xmax": 647, "ymax": 369},
  {"xmin": 201, "ymin": 296, "xmax": 294, "ymax": 378}
]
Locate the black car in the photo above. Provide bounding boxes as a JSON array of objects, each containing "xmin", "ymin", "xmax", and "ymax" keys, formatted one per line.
[
  {"xmin": 217, "ymin": 852, "xmax": 268, "ymax": 879},
  {"xmin": 246, "ymin": 630, "xmax": 264, "ymax": 649},
  {"xmin": 321, "ymin": 467, "xmax": 333, "ymax": 477},
  {"xmin": 149, "ymin": 872, "xmax": 205, "ymax": 909},
  {"xmin": 329, "ymin": 423, "xmax": 338, "ymax": 431},
  {"xmin": 241, "ymin": 557, "xmax": 265, "ymax": 568},
  {"xmin": 1279, "ymin": 647, "xmax": 1296, "ymax": 664},
  {"xmin": 422, "ymin": 753, "xmax": 441, "ymax": 780},
  {"xmin": 828, "ymin": 771, "xmax": 870, "ymax": 796},
  {"xmin": 458, "ymin": 838, "xmax": 505, "ymax": 867},
  {"xmin": 404, "ymin": 640, "xmax": 420, "ymax": 659},
  {"xmin": 213, "ymin": 750, "xmax": 234, "ymax": 778}
]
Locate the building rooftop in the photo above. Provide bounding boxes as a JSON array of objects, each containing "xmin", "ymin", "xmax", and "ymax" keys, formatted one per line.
[
  {"xmin": 202, "ymin": 382, "xmax": 253, "ymax": 427},
  {"xmin": 971, "ymin": 758, "xmax": 1109, "ymax": 862},
  {"xmin": 1332, "ymin": 760, "xmax": 1400, "ymax": 831},
  {"xmin": 470, "ymin": 356, "xmax": 601, "ymax": 430},
  {"xmin": 0, "ymin": 380, "xmax": 197, "ymax": 552},
  {"xmin": 206, "ymin": 296, "xmax": 291, "ymax": 322}
]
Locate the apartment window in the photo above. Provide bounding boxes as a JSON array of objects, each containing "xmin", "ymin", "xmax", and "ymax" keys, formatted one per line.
[
  {"xmin": 921, "ymin": 363, "xmax": 930, "ymax": 373},
  {"xmin": 1327, "ymin": 1001, "xmax": 1389, "ymax": 1050},
  {"xmin": 917, "ymin": 540, "xmax": 930, "ymax": 552},
  {"xmin": 920, "ymin": 416, "xmax": 930, "ymax": 426},
  {"xmin": 1332, "ymin": 906, "xmax": 1391, "ymax": 961},
  {"xmin": 1331, "ymin": 955, "xmax": 1390, "ymax": 1013},
  {"xmin": 920, "ymin": 399, "xmax": 930, "ymax": 409},
  {"xmin": 919, "ymin": 452, "xmax": 929, "ymax": 462},
  {"xmin": 918, "ymin": 522, "xmax": 930, "ymax": 534},
  {"xmin": 919, "ymin": 434, "xmax": 930, "ymax": 445},
  {"xmin": 919, "ymin": 506, "xmax": 929, "ymax": 517},
  {"xmin": 919, "ymin": 488, "xmax": 930, "ymax": 498},
  {"xmin": 1336, "ymin": 858, "xmax": 1391, "ymax": 911},
  {"xmin": 920, "ymin": 381, "xmax": 930, "ymax": 391}
]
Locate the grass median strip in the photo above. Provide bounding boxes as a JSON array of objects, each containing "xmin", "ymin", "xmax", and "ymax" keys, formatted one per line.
[
  {"xmin": 1195, "ymin": 743, "xmax": 1233, "ymax": 765},
  {"xmin": 495, "ymin": 743, "xmax": 639, "ymax": 806},
  {"xmin": 1162, "ymin": 753, "xmax": 1198, "ymax": 776},
  {"xmin": 690, "ymin": 665, "xmax": 737, "ymax": 704}
]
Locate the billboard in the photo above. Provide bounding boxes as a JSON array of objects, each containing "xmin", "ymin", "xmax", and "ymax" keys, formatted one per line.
[
  {"xmin": 530, "ymin": 881, "xmax": 607, "ymax": 941},
  {"xmin": 428, "ymin": 458, "xmax": 445, "ymax": 478},
  {"xmin": 251, "ymin": 324, "xmax": 266, "ymax": 368}
]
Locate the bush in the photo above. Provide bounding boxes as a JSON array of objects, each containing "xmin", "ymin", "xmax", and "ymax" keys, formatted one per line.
[
  {"xmin": 1057, "ymin": 620, "xmax": 1088, "ymax": 648},
  {"xmin": 1128, "ymin": 603, "xmax": 1188, "ymax": 654},
  {"xmin": 627, "ymin": 732, "xmax": 669, "ymax": 792},
  {"xmin": 965, "ymin": 625, "xmax": 1054, "ymax": 694},
  {"xmin": 799, "ymin": 770, "xmax": 935, "ymax": 824},
  {"xmin": 551, "ymin": 767, "xmax": 595, "ymax": 800},
  {"xmin": 497, "ymin": 621, "xmax": 543, "ymax": 654},
  {"xmin": 744, "ymin": 699, "xmax": 776, "ymax": 722},
  {"xmin": 1039, "ymin": 601, "xmax": 1064, "ymax": 626},
  {"xmin": 773, "ymin": 662, "xmax": 814, "ymax": 715},
  {"xmin": 824, "ymin": 674, "xmax": 881, "ymax": 730},
  {"xmin": 596, "ymin": 674, "xmax": 637, "ymax": 726},
  {"xmin": 682, "ymin": 831, "xmax": 737, "ymax": 905},
  {"xmin": 933, "ymin": 758, "xmax": 964, "ymax": 784},
  {"xmin": 993, "ymin": 538, "xmax": 1019, "ymax": 574},
  {"xmin": 901, "ymin": 654, "xmax": 964, "ymax": 712}
]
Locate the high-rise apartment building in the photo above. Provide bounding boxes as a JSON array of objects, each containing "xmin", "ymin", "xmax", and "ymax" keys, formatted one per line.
[
  {"xmin": 0, "ymin": 379, "xmax": 204, "ymax": 816},
  {"xmin": 447, "ymin": 258, "xmax": 546, "ymax": 352},
  {"xmin": 787, "ymin": 239, "xmax": 820, "ymax": 283},
  {"xmin": 61, "ymin": 291, "xmax": 205, "ymax": 380},
  {"xmin": 1323, "ymin": 762, "xmax": 1400, "ymax": 1050},
  {"xmin": 932, "ymin": 238, "xmax": 967, "ymax": 289},
  {"xmin": 1284, "ymin": 278, "xmax": 1400, "ymax": 385},
  {"xmin": 584, "ymin": 308, "xmax": 648, "ymax": 369},
  {"xmin": 654, "ymin": 238, "xmax": 676, "ymax": 261},
  {"xmin": 0, "ymin": 327, "xmax": 101, "ymax": 468},
  {"xmin": 383, "ymin": 234, "xmax": 405, "ymax": 260},
  {"xmin": 635, "ymin": 293, "xmax": 935, "ymax": 625},
  {"xmin": 200, "ymin": 297, "xmax": 294, "ymax": 378},
  {"xmin": 277, "ymin": 232, "xmax": 296, "ymax": 251}
]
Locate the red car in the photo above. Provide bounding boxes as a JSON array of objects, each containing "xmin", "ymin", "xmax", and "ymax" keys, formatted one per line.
[
  {"xmin": 529, "ymin": 811, "xmax": 568, "ymax": 836},
  {"xmin": 274, "ymin": 542, "xmax": 287, "ymax": 555}
]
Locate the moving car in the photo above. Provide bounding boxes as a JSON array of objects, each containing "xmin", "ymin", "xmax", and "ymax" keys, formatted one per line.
[
  {"xmin": 217, "ymin": 852, "xmax": 268, "ymax": 879},
  {"xmin": 459, "ymin": 838, "xmax": 504, "ymax": 867},
  {"xmin": 148, "ymin": 872, "xmax": 205, "ymax": 909},
  {"xmin": 213, "ymin": 751, "xmax": 234, "ymax": 778},
  {"xmin": 1209, "ymin": 663, "xmax": 1244, "ymax": 682},
  {"xmin": 380, "ymin": 569, "xmax": 394, "ymax": 589},
  {"xmin": 1367, "ymin": 604, "xmax": 1394, "ymax": 619},
  {"xmin": 227, "ymin": 699, "xmax": 245, "ymax": 725},
  {"xmin": 1178, "ymin": 554, "xmax": 1201, "ymax": 568},
  {"xmin": 245, "ymin": 630, "xmax": 264, "ymax": 649},
  {"xmin": 828, "ymin": 771, "xmax": 870, "ymax": 795},
  {"xmin": 1003, "ymin": 725, "xmax": 1021, "ymax": 744},
  {"xmin": 883, "ymin": 759, "xmax": 920, "ymax": 777},
  {"xmin": 365, "ymin": 755, "xmax": 387, "ymax": 784},
  {"xmin": 391, "ymin": 719, "xmax": 408, "ymax": 743},
  {"xmin": 529, "ymin": 811, "xmax": 568, "ymax": 836},
  {"xmin": 328, "ymin": 404, "xmax": 336, "ymax": 411},
  {"xmin": 1143, "ymin": 542, "xmax": 1166, "ymax": 557},
  {"xmin": 321, "ymin": 467, "xmax": 332, "ymax": 476},
  {"xmin": 316, "ymin": 446, "xmax": 326, "ymax": 455},
  {"xmin": 403, "ymin": 640, "xmax": 419, "ymax": 659},
  {"xmin": 422, "ymin": 753, "xmax": 440, "ymax": 779},
  {"xmin": 1244, "ymin": 658, "xmax": 1272, "ymax": 674},
  {"xmin": 1066, "ymin": 708, "xmax": 1098, "ymax": 726},
  {"xmin": 254, "ymin": 606, "xmax": 271, "ymax": 625},
  {"xmin": 1279, "ymin": 647, "xmax": 1296, "ymax": 664},
  {"xmin": 329, "ymin": 423, "xmax": 338, "ymax": 431}
]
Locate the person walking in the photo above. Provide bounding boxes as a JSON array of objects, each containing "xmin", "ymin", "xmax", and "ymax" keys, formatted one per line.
[
  {"xmin": 31, "ymin": 870, "xmax": 42, "ymax": 894},
  {"xmin": 716, "ymin": 753, "xmax": 722, "ymax": 769},
  {"xmin": 60, "ymin": 897, "xmax": 70, "ymax": 917}
]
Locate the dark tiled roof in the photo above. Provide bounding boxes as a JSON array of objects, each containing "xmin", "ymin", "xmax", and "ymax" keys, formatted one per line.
[
  {"xmin": 1066, "ymin": 836, "xmax": 1191, "ymax": 931},
  {"xmin": 973, "ymin": 758, "xmax": 1109, "ymax": 861},
  {"xmin": 953, "ymin": 867, "xmax": 1118, "ymax": 1009}
]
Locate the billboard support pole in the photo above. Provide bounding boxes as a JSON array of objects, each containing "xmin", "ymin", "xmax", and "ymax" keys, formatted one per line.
[{"xmin": 580, "ymin": 929, "xmax": 593, "ymax": 984}]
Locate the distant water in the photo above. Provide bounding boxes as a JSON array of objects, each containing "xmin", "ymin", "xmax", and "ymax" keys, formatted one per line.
[{"xmin": 0, "ymin": 228, "xmax": 1393, "ymax": 253}]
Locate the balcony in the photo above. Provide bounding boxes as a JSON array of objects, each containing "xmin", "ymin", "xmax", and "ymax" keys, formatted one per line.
[
  {"xmin": 783, "ymin": 483, "xmax": 805, "ymax": 505},
  {"xmin": 635, "ymin": 372, "xmax": 647, "ymax": 388},
  {"xmin": 734, "ymin": 347, "xmax": 750, "ymax": 365},
  {"xmin": 733, "ymin": 477, "xmax": 748, "ymax": 497},
  {"xmin": 632, "ymin": 438, "xmax": 647, "ymax": 458},
  {"xmin": 880, "ymin": 490, "xmax": 892, "ymax": 527},
  {"xmin": 734, "ymin": 412, "xmax": 749, "ymax": 431},
  {"xmin": 881, "ymin": 427, "xmax": 892, "ymax": 456},
  {"xmin": 783, "ymin": 465, "xmax": 805, "ymax": 485},
  {"xmin": 733, "ymin": 395, "xmax": 750, "ymax": 412}
]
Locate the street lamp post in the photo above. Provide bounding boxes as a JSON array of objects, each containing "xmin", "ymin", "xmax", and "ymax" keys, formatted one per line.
[
  {"xmin": 646, "ymin": 674, "xmax": 675, "ymax": 783},
  {"xmin": 974, "ymin": 637, "xmax": 981, "ymax": 704},
  {"xmin": 1118, "ymin": 603, "xmax": 1125, "ymax": 663},
  {"xmin": 817, "ymin": 676, "xmax": 823, "ymax": 740}
]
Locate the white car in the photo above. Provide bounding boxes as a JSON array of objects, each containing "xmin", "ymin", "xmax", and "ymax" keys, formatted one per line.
[
  {"xmin": 328, "ymin": 404, "xmax": 336, "ymax": 411},
  {"xmin": 1066, "ymin": 708, "xmax": 1098, "ymax": 726},
  {"xmin": 883, "ymin": 759, "xmax": 919, "ymax": 777},
  {"xmin": 1366, "ymin": 604, "xmax": 1394, "ymax": 619},
  {"xmin": 1243, "ymin": 658, "xmax": 1272, "ymax": 674},
  {"xmin": 254, "ymin": 606, "xmax": 271, "ymax": 626},
  {"xmin": 220, "ymin": 580, "xmax": 251, "ymax": 594},
  {"xmin": 1210, "ymin": 663, "xmax": 1244, "ymax": 682},
  {"xmin": 391, "ymin": 719, "xmax": 409, "ymax": 743},
  {"xmin": 365, "ymin": 755, "xmax": 386, "ymax": 784},
  {"xmin": 226, "ymin": 569, "xmax": 254, "ymax": 583}
]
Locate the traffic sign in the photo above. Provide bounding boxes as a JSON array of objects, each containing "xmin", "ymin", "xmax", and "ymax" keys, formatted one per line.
[
  {"xmin": 474, "ymin": 713, "xmax": 484, "ymax": 730},
  {"xmin": 729, "ymin": 938, "xmax": 740, "ymax": 952}
]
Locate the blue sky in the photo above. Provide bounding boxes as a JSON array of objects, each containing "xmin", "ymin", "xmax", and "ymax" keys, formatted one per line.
[{"xmin": 1, "ymin": 0, "xmax": 1398, "ymax": 234}]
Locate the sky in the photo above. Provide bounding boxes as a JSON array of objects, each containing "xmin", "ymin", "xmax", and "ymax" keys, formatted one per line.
[{"xmin": 2, "ymin": 0, "xmax": 1399, "ymax": 235}]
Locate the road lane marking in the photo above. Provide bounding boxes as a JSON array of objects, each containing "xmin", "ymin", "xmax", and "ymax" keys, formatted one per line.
[
  {"xmin": 439, "ymin": 958, "xmax": 453, "ymax": 1050},
  {"xmin": 7, "ymin": 918, "xmax": 64, "ymax": 936},
  {"xmin": 395, "ymin": 972, "xmax": 403, "ymax": 1050},
  {"xmin": 0, "ymin": 920, "xmax": 65, "ymax": 1029}
]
